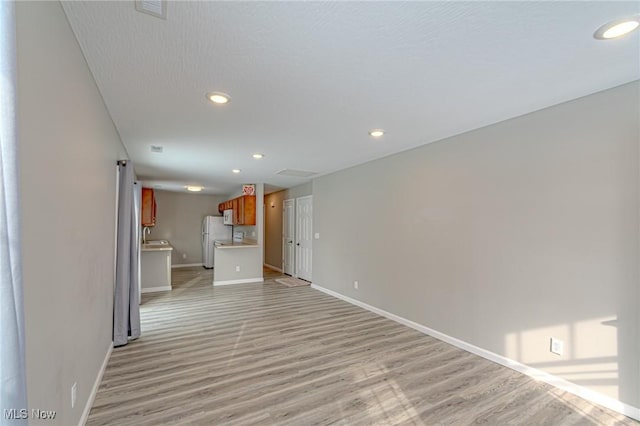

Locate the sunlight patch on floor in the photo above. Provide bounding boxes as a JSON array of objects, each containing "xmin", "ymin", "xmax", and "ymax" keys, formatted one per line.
[{"xmin": 345, "ymin": 362, "xmax": 422, "ymax": 424}]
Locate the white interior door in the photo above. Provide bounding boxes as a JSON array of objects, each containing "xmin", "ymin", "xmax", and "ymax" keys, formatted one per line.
[
  {"xmin": 282, "ymin": 199, "xmax": 295, "ymax": 276},
  {"xmin": 295, "ymin": 196, "xmax": 312, "ymax": 282}
]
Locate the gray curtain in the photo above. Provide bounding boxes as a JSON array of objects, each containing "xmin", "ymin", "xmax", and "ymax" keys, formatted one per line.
[
  {"xmin": 0, "ymin": 1, "xmax": 28, "ymax": 420},
  {"xmin": 113, "ymin": 161, "xmax": 141, "ymax": 347}
]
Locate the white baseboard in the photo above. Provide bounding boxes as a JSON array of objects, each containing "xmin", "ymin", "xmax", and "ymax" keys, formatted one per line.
[
  {"xmin": 79, "ymin": 343, "xmax": 112, "ymax": 426},
  {"xmin": 171, "ymin": 263, "xmax": 203, "ymax": 269},
  {"xmin": 213, "ymin": 278, "xmax": 264, "ymax": 286},
  {"xmin": 264, "ymin": 264, "xmax": 283, "ymax": 272},
  {"xmin": 310, "ymin": 283, "xmax": 640, "ymax": 422},
  {"xmin": 141, "ymin": 286, "xmax": 172, "ymax": 293}
]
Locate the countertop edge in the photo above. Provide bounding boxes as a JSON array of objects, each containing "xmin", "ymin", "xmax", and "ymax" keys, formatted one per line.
[
  {"xmin": 141, "ymin": 246, "xmax": 173, "ymax": 252},
  {"xmin": 215, "ymin": 240, "xmax": 260, "ymax": 249}
]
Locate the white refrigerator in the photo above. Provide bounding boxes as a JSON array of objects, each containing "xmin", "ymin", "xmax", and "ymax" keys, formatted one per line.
[{"xmin": 202, "ymin": 216, "xmax": 232, "ymax": 268}]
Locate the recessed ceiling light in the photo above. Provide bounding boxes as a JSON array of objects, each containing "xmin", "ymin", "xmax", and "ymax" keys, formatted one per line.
[
  {"xmin": 232, "ymin": 169, "xmax": 241, "ymax": 174},
  {"xmin": 206, "ymin": 92, "xmax": 231, "ymax": 104},
  {"xmin": 252, "ymin": 153, "xmax": 264, "ymax": 159},
  {"xmin": 369, "ymin": 129, "xmax": 385, "ymax": 138},
  {"xmin": 186, "ymin": 186, "xmax": 203, "ymax": 192},
  {"xmin": 594, "ymin": 16, "xmax": 640, "ymax": 40}
]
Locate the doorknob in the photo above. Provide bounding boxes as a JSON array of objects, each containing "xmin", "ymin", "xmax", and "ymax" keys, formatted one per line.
[
  {"xmin": 288, "ymin": 240, "xmax": 293, "ymax": 244},
  {"xmin": 296, "ymin": 243, "xmax": 300, "ymax": 246}
]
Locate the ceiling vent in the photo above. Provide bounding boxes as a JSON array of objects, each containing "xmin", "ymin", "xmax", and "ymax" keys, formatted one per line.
[
  {"xmin": 134, "ymin": 0, "xmax": 167, "ymax": 20},
  {"xmin": 150, "ymin": 145, "xmax": 163, "ymax": 153},
  {"xmin": 276, "ymin": 169, "xmax": 317, "ymax": 178}
]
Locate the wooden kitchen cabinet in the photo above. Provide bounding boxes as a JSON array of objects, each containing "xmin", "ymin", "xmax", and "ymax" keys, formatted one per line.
[
  {"xmin": 234, "ymin": 198, "xmax": 242, "ymax": 225},
  {"xmin": 232, "ymin": 198, "xmax": 239, "ymax": 224},
  {"xmin": 141, "ymin": 188, "xmax": 156, "ymax": 226},
  {"xmin": 217, "ymin": 195, "xmax": 256, "ymax": 225},
  {"xmin": 236, "ymin": 195, "xmax": 256, "ymax": 225}
]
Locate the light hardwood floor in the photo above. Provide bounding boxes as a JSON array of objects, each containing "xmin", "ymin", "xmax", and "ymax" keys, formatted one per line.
[{"xmin": 87, "ymin": 267, "xmax": 637, "ymax": 425}]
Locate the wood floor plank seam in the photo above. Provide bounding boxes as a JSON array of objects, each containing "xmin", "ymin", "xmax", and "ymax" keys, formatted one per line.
[
  {"xmin": 91, "ymin": 329, "xmax": 454, "ymax": 415},
  {"xmin": 86, "ymin": 268, "xmax": 638, "ymax": 426},
  {"xmin": 102, "ymin": 315, "xmax": 401, "ymax": 376}
]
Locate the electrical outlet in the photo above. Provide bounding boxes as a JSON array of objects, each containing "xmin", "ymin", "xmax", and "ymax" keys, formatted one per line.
[
  {"xmin": 251, "ymin": 231, "xmax": 256, "ymax": 237},
  {"xmin": 550, "ymin": 337, "xmax": 564, "ymax": 356},
  {"xmin": 354, "ymin": 281, "xmax": 359, "ymax": 290},
  {"xmin": 71, "ymin": 382, "xmax": 77, "ymax": 408},
  {"xmin": 235, "ymin": 266, "xmax": 240, "ymax": 272}
]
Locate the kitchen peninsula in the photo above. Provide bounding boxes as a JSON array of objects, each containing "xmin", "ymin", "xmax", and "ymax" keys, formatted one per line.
[
  {"xmin": 141, "ymin": 240, "xmax": 173, "ymax": 293},
  {"xmin": 213, "ymin": 240, "xmax": 263, "ymax": 286}
]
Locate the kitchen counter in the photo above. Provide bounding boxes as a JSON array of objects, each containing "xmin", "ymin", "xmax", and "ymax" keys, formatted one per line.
[
  {"xmin": 213, "ymin": 240, "xmax": 263, "ymax": 286},
  {"xmin": 141, "ymin": 240, "xmax": 172, "ymax": 293},
  {"xmin": 214, "ymin": 239, "xmax": 259, "ymax": 249},
  {"xmin": 142, "ymin": 240, "xmax": 173, "ymax": 252}
]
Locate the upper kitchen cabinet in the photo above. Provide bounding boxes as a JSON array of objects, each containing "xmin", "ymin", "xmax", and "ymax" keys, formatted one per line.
[
  {"xmin": 232, "ymin": 198, "xmax": 239, "ymax": 222},
  {"xmin": 217, "ymin": 195, "xmax": 256, "ymax": 225},
  {"xmin": 218, "ymin": 200, "xmax": 233, "ymax": 213},
  {"xmin": 235, "ymin": 195, "xmax": 256, "ymax": 225},
  {"xmin": 141, "ymin": 188, "xmax": 157, "ymax": 226}
]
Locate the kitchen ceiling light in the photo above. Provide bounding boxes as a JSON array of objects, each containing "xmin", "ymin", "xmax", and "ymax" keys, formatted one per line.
[
  {"xmin": 206, "ymin": 92, "xmax": 231, "ymax": 104},
  {"xmin": 594, "ymin": 17, "xmax": 640, "ymax": 39},
  {"xmin": 369, "ymin": 129, "xmax": 385, "ymax": 138},
  {"xmin": 232, "ymin": 169, "xmax": 241, "ymax": 174},
  {"xmin": 186, "ymin": 186, "xmax": 203, "ymax": 192},
  {"xmin": 252, "ymin": 153, "xmax": 264, "ymax": 159}
]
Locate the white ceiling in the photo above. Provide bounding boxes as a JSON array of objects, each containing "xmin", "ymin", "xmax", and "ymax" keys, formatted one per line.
[{"xmin": 62, "ymin": 1, "xmax": 640, "ymax": 195}]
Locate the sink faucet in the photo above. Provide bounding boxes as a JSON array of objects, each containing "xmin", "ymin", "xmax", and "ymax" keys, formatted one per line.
[{"xmin": 142, "ymin": 226, "xmax": 151, "ymax": 244}]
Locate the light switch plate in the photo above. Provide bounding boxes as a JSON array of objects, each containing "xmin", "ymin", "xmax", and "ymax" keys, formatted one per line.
[{"xmin": 314, "ymin": 233, "xmax": 320, "ymax": 239}]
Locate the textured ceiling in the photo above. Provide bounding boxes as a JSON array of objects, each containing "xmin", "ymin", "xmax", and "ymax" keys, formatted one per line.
[{"xmin": 62, "ymin": 1, "xmax": 640, "ymax": 195}]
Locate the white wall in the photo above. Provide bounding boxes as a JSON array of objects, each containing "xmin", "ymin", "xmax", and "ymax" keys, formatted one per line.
[
  {"xmin": 16, "ymin": 2, "xmax": 127, "ymax": 424},
  {"xmin": 284, "ymin": 182, "xmax": 312, "ymax": 200},
  {"xmin": 312, "ymin": 82, "xmax": 640, "ymax": 409},
  {"xmin": 148, "ymin": 190, "xmax": 226, "ymax": 265}
]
